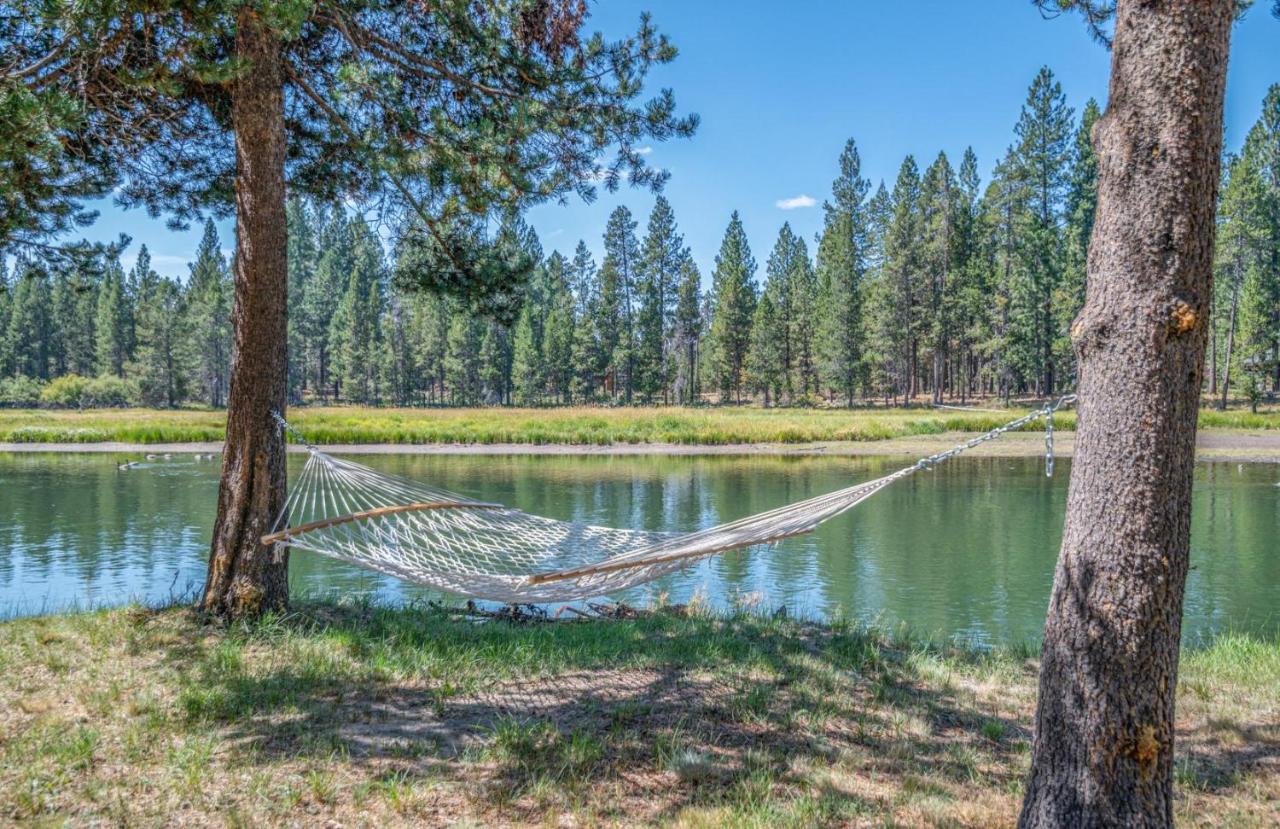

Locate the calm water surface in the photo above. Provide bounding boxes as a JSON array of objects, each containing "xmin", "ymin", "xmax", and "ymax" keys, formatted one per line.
[{"xmin": 2, "ymin": 451, "xmax": 1276, "ymax": 646}]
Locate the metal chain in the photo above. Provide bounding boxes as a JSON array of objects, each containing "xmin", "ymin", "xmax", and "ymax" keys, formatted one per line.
[
  {"xmin": 914, "ymin": 395, "xmax": 1076, "ymax": 478},
  {"xmin": 272, "ymin": 410, "xmax": 318, "ymax": 453},
  {"xmin": 1045, "ymin": 405, "xmax": 1055, "ymax": 477},
  {"xmin": 1043, "ymin": 394, "xmax": 1076, "ymax": 478}
]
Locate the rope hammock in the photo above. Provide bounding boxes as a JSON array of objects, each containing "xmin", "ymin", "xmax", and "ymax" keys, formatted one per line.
[{"xmin": 265, "ymin": 397, "xmax": 1076, "ymax": 604}]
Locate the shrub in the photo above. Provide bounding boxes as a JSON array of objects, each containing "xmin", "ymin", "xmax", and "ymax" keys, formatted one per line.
[
  {"xmin": 39, "ymin": 375, "xmax": 92, "ymax": 409},
  {"xmin": 0, "ymin": 375, "xmax": 45, "ymax": 407},
  {"xmin": 83, "ymin": 375, "xmax": 136, "ymax": 408}
]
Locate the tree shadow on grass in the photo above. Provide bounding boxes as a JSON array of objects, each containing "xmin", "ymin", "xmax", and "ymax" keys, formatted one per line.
[{"xmin": 135, "ymin": 602, "xmax": 1051, "ymax": 822}]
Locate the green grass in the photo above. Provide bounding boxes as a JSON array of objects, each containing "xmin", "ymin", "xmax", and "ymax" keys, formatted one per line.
[
  {"xmin": 1, "ymin": 601, "xmax": 1276, "ymax": 826},
  {"xmin": 2, "ymin": 404, "xmax": 1277, "ymax": 446}
]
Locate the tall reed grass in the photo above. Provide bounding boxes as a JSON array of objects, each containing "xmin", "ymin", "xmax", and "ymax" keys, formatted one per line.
[{"xmin": 0, "ymin": 404, "xmax": 1273, "ymax": 446}]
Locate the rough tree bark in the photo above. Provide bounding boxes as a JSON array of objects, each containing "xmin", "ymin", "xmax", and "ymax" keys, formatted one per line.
[
  {"xmin": 200, "ymin": 9, "xmax": 290, "ymax": 618},
  {"xmin": 1018, "ymin": 2, "xmax": 1233, "ymax": 827}
]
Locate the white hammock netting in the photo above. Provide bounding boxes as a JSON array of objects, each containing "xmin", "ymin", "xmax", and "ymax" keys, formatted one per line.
[{"xmin": 266, "ymin": 398, "xmax": 1073, "ymax": 604}]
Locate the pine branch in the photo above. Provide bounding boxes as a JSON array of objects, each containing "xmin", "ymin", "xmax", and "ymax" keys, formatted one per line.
[{"xmin": 283, "ymin": 60, "xmax": 469, "ymax": 277}]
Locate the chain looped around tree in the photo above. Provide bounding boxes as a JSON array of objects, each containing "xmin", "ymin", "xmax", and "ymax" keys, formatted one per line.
[
  {"xmin": 913, "ymin": 394, "xmax": 1076, "ymax": 478},
  {"xmin": 272, "ymin": 410, "xmax": 319, "ymax": 454},
  {"xmin": 1043, "ymin": 394, "xmax": 1076, "ymax": 478}
]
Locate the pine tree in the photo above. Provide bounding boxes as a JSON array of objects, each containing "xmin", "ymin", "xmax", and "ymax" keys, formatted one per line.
[
  {"xmin": 478, "ymin": 320, "xmax": 512, "ymax": 404},
  {"xmin": 542, "ymin": 252, "xmax": 576, "ymax": 403},
  {"xmin": 600, "ymin": 206, "xmax": 640, "ymax": 401},
  {"xmin": 762, "ymin": 223, "xmax": 806, "ymax": 402},
  {"xmin": 707, "ymin": 212, "xmax": 757, "ymax": 403},
  {"xmin": 408, "ymin": 291, "xmax": 451, "ymax": 404},
  {"xmin": 0, "ymin": 259, "xmax": 10, "ymax": 378},
  {"xmin": 1008, "ymin": 67, "xmax": 1073, "ymax": 395},
  {"xmin": 125, "ymin": 246, "xmax": 159, "ymax": 363},
  {"xmin": 1056, "ymin": 99, "xmax": 1101, "ymax": 387},
  {"xmin": 4, "ymin": 261, "xmax": 53, "ymax": 379},
  {"xmin": 1018, "ymin": 7, "xmax": 1235, "ymax": 821},
  {"xmin": 286, "ymin": 198, "xmax": 317, "ymax": 401},
  {"xmin": 746, "ymin": 291, "xmax": 783, "ymax": 406},
  {"xmin": 787, "ymin": 236, "xmax": 818, "ymax": 400},
  {"xmin": 130, "ymin": 276, "xmax": 186, "ymax": 407},
  {"xmin": 510, "ymin": 257, "xmax": 552, "ymax": 405},
  {"xmin": 94, "ymin": 257, "xmax": 129, "ymax": 378},
  {"xmin": 672, "ymin": 255, "xmax": 702, "ymax": 404},
  {"xmin": 984, "ymin": 151, "xmax": 1028, "ymax": 400},
  {"xmin": 1242, "ymin": 84, "xmax": 1280, "ymax": 394},
  {"xmin": 328, "ymin": 218, "xmax": 385, "ymax": 403},
  {"xmin": 816, "ymin": 140, "xmax": 872, "ymax": 405},
  {"xmin": 920, "ymin": 151, "xmax": 959, "ymax": 403},
  {"xmin": 381, "ymin": 289, "xmax": 413, "ymax": 406},
  {"xmin": 305, "ymin": 211, "xmax": 352, "ymax": 401},
  {"xmin": 878, "ymin": 157, "xmax": 924, "ymax": 404},
  {"xmin": 636, "ymin": 196, "xmax": 684, "ymax": 402},
  {"xmin": 184, "ymin": 220, "xmax": 233, "ymax": 407},
  {"xmin": 1214, "ymin": 150, "xmax": 1270, "ymax": 408},
  {"xmin": 444, "ymin": 305, "xmax": 483, "ymax": 405},
  {"xmin": 12, "ymin": 0, "xmax": 696, "ymax": 617},
  {"xmin": 569, "ymin": 241, "xmax": 603, "ymax": 401},
  {"xmin": 951, "ymin": 147, "xmax": 987, "ymax": 402},
  {"xmin": 49, "ymin": 261, "xmax": 98, "ymax": 377}
]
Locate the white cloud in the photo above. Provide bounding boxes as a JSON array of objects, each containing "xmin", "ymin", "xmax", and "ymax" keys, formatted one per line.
[
  {"xmin": 775, "ymin": 194, "xmax": 817, "ymax": 210},
  {"xmin": 635, "ymin": 145, "xmax": 654, "ymax": 155}
]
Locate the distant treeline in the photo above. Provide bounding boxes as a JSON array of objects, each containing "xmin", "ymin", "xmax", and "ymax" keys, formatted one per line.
[{"xmin": 2, "ymin": 70, "xmax": 1278, "ymax": 410}]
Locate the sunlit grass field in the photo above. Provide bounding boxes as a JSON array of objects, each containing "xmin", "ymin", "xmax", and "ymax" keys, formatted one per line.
[
  {"xmin": 1, "ymin": 601, "xmax": 1275, "ymax": 826},
  {"xmin": 0, "ymin": 404, "xmax": 1277, "ymax": 446}
]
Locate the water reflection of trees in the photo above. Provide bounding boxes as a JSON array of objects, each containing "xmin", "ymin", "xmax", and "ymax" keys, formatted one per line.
[{"xmin": 2, "ymin": 453, "xmax": 1275, "ymax": 641}]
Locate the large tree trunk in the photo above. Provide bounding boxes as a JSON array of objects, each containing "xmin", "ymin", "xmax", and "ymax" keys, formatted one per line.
[
  {"xmin": 1018, "ymin": 2, "xmax": 1232, "ymax": 827},
  {"xmin": 200, "ymin": 10, "xmax": 290, "ymax": 618}
]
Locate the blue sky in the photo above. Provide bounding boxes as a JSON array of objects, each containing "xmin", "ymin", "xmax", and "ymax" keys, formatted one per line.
[{"xmin": 77, "ymin": 1, "xmax": 1280, "ymax": 284}]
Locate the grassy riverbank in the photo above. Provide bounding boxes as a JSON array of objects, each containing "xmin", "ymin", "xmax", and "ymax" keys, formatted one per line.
[
  {"xmin": 1, "ymin": 404, "xmax": 1278, "ymax": 446},
  {"xmin": 2, "ymin": 603, "xmax": 1276, "ymax": 827}
]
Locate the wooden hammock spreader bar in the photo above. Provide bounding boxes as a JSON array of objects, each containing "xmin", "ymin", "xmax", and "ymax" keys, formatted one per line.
[
  {"xmin": 262, "ymin": 501, "xmax": 503, "ymax": 545},
  {"xmin": 523, "ymin": 527, "xmax": 816, "ymax": 586}
]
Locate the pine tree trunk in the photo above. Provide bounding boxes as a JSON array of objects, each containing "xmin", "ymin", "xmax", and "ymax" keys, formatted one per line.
[
  {"xmin": 1218, "ymin": 261, "xmax": 1240, "ymax": 411},
  {"xmin": 1208, "ymin": 322, "xmax": 1217, "ymax": 395},
  {"xmin": 1018, "ymin": 2, "xmax": 1232, "ymax": 826},
  {"xmin": 200, "ymin": 10, "xmax": 290, "ymax": 618}
]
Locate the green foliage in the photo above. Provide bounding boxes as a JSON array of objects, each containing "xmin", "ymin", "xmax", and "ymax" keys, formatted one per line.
[
  {"xmin": 6, "ymin": 61, "xmax": 1280, "ymax": 412},
  {"xmin": 94, "ymin": 259, "xmax": 129, "ymax": 378},
  {"xmin": 38, "ymin": 373, "xmax": 134, "ymax": 408},
  {"xmin": 746, "ymin": 292, "xmax": 784, "ymax": 406},
  {"xmin": 3, "ymin": 261, "xmax": 53, "ymax": 380},
  {"xmin": 182, "ymin": 221, "xmax": 233, "ymax": 407},
  {"xmin": 672, "ymin": 257, "xmax": 703, "ymax": 404},
  {"xmin": 38, "ymin": 374, "xmax": 91, "ymax": 408},
  {"xmin": 816, "ymin": 141, "xmax": 872, "ymax": 406},
  {"xmin": 0, "ymin": 375, "xmax": 43, "ymax": 407},
  {"xmin": 82, "ymin": 374, "xmax": 135, "ymax": 407},
  {"xmin": 127, "ymin": 252, "xmax": 186, "ymax": 409},
  {"xmin": 635, "ymin": 196, "xmax": 685, "ymax": 402},
  {"xmin": 599, "ymin": 206, "xmax": 640, "ymax": 402},
  {"xmin": 1006, "ymin": 67, "xmax": 1073, "ymax": 395},
  {"xmin": 874, "ymin": 156, "xmax": 924, "ymax": 401},
  {"xmin": 328, "ymin": 218, "xmax": 386, "ymax": 404},
  {"xmin": 707, "ymin": 212, "xmax": 757, "ymax": 403}
]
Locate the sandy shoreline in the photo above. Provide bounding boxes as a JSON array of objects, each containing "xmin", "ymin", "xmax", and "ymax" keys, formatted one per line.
[{"xmin": 3, "ymin": 430, "xmax": 1280, "ymax": 462}]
